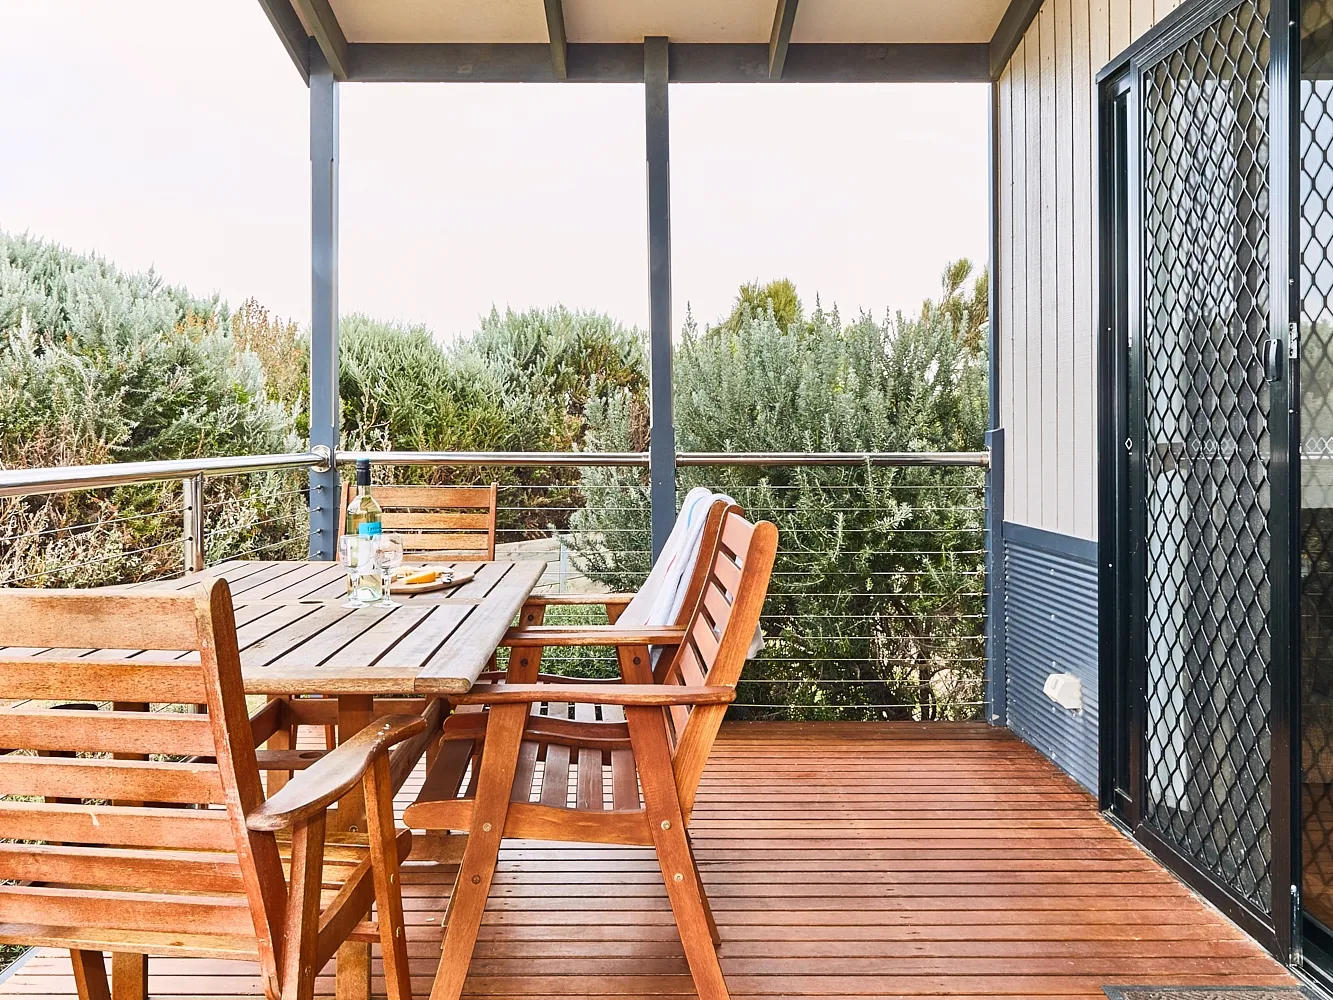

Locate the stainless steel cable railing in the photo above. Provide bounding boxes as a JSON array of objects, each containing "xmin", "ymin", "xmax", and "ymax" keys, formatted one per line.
[{"xmin": 0, "ymin": 449, "xmax": 989, "ymax": 722}]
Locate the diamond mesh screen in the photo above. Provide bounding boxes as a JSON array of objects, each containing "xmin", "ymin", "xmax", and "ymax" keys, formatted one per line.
[
  {"xmin": 1300, "ymin": 0, "xmax": 1333, "ymax": 932},
  {"xmin": 1140, "ymin": 0, "xmax": 1273, "ymax": 915}
]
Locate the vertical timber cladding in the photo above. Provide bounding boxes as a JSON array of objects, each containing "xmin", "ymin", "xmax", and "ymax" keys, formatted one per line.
[{"xmin": 1138, "ymin": 0, "xmax": 1274, "ymax": 917}]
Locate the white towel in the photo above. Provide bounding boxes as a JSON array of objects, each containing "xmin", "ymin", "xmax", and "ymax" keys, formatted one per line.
[
  {"xmin": 618, "ymin": 487, "xmax": 717, "ymax": 629},
  {"xmin": 617, "ymin": 488, "xmax": 765, "ymax": 662}
]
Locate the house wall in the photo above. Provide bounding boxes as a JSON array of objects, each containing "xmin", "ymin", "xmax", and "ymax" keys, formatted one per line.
[{"xmin": 994, "ymin": 0, "xmax": 1179, "ymax": 790}]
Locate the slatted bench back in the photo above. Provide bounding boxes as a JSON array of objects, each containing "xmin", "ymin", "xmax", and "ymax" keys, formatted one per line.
[
  {"xmin": 0, "ymin": 580, "xmax": 285, "ymax": 975},
  {"xmin": 340, "ymin": 482, "xmax": 499, "ymax": 560},
  {"xmin": 659, "ymin": 507, "xmax": 778, "ymax": 819}
]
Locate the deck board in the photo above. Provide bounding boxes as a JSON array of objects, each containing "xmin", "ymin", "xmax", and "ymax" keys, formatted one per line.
[{"xmin": 0, "ymin": 722, "xmax": 1293, "ymax": 998}]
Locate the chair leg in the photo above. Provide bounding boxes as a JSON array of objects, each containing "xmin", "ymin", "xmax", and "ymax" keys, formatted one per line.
[
  {"xmin": 112, "ymin": 953, "xmax": 147, "ymax": 1000},
  {"xmin": 428, "ymin": 703, "xmax": 527, "ymax": 1000},
  {"xmin": 364, "ymin": 753, "xmax": 412, "ymax": 1000},
  {"xmin": 70, "ymin": 951, "xmax": 110, "ymax": 1000},
  {"xmin": 281, "ymin": 813, "xmax": 326, "ymax": 1000},
  {"xmin": 626, "ymin": 707, "xmax": 730, "ymax": 1000}
]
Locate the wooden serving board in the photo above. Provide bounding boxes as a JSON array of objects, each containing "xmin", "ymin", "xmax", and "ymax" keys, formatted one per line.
[{"xmin": 389, "ymin": 567, "xmax": 475, "ymax": 595}]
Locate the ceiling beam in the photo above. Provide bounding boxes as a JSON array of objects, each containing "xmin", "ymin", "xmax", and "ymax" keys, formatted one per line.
[
  {"xmin": 254, "ymin": 0, "xmax": 309, "ymax": 83},
  {"xmin": 988, "ymin": 0, "xmax": 1043, "ymax": 80},
  {"xmin": 767, "ymin": 0, "xmax": 799, "ymax": 79},
  {"xmin": 345, "ymin": 42, "xmax": 989, "ymax": 84},
  {"xmin": 290, "ymin": 0, "xmax": 350, "ymax": 81},
  {"xmin": 543, "ymin": 0, "xmax": 569, "ymax": 80}
]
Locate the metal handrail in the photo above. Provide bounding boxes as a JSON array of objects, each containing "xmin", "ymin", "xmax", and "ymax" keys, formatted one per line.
[
  {"xmin": 0, "ymin": 451, "xmax": 328, "ymax": 498},
  {"xmin": 340, "ymin": 450, "xmax": 990, "ymax": 468},
  {"xmin": 0, "ymin": 449, "xmax": 988, "ymax": 499}
]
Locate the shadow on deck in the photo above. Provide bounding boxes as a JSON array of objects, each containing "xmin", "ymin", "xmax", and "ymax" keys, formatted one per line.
[{"xmin": 0, "ymin": 722, "xmax": 1293, "ymax": 999}]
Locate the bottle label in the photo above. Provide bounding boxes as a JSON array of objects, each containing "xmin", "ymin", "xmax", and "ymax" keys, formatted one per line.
[{"xmin": 357, "ymin": 521, "xmax": 383, "ymax": 536}]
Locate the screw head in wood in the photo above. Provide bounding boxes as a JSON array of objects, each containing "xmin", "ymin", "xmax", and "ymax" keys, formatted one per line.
[
  {"xmin": 482, "ymin": 822, "xmax": 492, "ymax": 832},
  {"xmin": 673, "ymin": 872, "xmax": 683, "ymax": 882},
  {"xmin": 471, "ymin": 874, "xmax": 481, "ymax": 884},
  {"xmin": 660, "ymin": 820, "xmax": 671, "ymax": 830}
]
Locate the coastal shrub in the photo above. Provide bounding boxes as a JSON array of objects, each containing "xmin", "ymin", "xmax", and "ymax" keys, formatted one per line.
[{"xmin": 567, "ymin": 266, "xmax": 989, "ymax": 719}]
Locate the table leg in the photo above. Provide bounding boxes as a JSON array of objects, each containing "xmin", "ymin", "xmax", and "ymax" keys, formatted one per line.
[
  {"xmin": 331, "ymin": 695, "xmax": 374, "ymax": 1000},
  {"xmin": 111, "ymin": 952, "xmax": 146, "ymax": 1000},
  {"xmin": 332, "ymin": 695, "xmax": 374, "ymax": 834}
]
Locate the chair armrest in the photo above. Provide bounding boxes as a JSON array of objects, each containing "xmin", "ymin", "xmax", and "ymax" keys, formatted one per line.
[
  {"xmin": 450, "ymin": 683, "xmax": 734, "ymax": 707},
  {"xmin": 523, "ymin": 594, "xmax": 635, "ymax": 607},
  {"xmin": 246, "ymin": 714, "xmax": 427, "ymax": 832},
  {"xmin": 502, "ymin": 625, "xmax": 686, "ymax": 647},
  {"xmin": 477, "ymin": 670, "xmax": 616, "ymax": 685}
]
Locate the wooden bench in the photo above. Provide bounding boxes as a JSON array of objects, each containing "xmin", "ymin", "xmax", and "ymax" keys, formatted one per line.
[
  {"xmin": 0, "ymin": 580, "xmax": 421, "ymax": 1000},
  {"xmin": 404, "ymin": 505, "xmax": 779, "ymax": 1000}
]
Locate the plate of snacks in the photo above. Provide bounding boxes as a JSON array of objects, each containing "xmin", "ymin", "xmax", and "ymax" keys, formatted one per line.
[{"xmin": 388, "ymin": 565, "xmax": 476, "ymax": 595}]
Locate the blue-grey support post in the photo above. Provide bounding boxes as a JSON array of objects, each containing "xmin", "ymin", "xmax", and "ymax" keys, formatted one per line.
[
  {"xmin": 645, "ymin": 36, "xmax": 675, "ymax": 560},
  {"xmin": 308, "ymin": 46, "xmax": 340, "ymax": 560},
  {"xmin": 984, "ymin": 80, "xmax": 1006, "ymax": 726},
  {"xmin": 985, "ymin": 428, "xmax": 1006, "ymax": 725}
]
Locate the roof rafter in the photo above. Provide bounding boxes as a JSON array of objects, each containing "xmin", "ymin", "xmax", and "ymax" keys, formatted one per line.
[
  {"xmin": 988, "ymin": 0, "xmax": 1042, "ymax": 79},
  {"xmin": 767, "ymin": 0, "xmax": 799, "ymax": 79},
  {"xmin": 544, "ymin": 0, "xmax": 569, "ymax": 80},
  {"xmin": 254, "ymin": 0, "xmax": 310, "ymax": 83},
  {"xmin": 290, "ymin": 0, "xmax": 350, "ymax": 81}
]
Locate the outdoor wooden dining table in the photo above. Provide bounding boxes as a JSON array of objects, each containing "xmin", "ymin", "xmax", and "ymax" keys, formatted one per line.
[{"xmin": 6, "ymin": 558, "xmax": 546, "ymax": 827}]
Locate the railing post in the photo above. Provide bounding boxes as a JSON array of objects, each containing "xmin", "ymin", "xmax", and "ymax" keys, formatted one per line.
[
  {"xmin": 985, "ymin": 428, "xmax": 1006, "ymax": 725},
  {"xmin": 644, "ymin": 36, "xmax": 675, "ymax": 559},
  {"xmin": 182, "ymin": 474, "xmax": 205, "ymax": 573},
  {"xmin": 308, "ymin": 46, "xmax": 341, "ymax": 560}
]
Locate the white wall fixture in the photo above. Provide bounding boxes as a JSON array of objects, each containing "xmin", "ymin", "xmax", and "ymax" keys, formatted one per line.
[{"xmin": 1043, "ymin": 672, "xmax": 1083, "ymax": 713}]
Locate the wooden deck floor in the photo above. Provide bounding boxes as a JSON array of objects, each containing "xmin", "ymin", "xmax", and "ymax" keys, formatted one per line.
[{"xmin": 0, "ymin": 722, "xmax": 1294, "ymax": 999}]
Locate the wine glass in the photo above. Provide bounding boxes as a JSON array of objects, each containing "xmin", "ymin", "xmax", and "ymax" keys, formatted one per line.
[
  {"xmin": 338, "ymin": 535, "xmax": 366, "ymax": 609},
  {"xmin": 374, "ymin": 535, "xmax": 404, "ymax": 608}
]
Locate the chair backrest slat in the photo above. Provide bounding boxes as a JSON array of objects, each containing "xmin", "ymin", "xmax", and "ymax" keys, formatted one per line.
[
  {"xmin": 0, "ymin": 707, "xmax": 217, "ymax": 757},
  {"xmin": 658, "ymin": 507, "xmax": 778, "ymax": 819},
  {"xmin": 0, "ymin": 842, "xmax": 245, "ymax": 895},
  {"xmin": 0, "ymin": 580, "xmax": 287, "ymax": 983},
  {"xmin": 0, "ymin": 755, "xmax": 226, "ymax": 805},
  {"xmin": 0, "ymin": 659, "xmax": 208, "ymax": 704},
  {"xmin": 0, "ymin": 800, "xmax": 236, "ymax": 851},
  {"xmin": 0, "ymin": 591, "xmax": 201, "ymax": 651},
  {"xmin": 340, "ymin": 481, "xmax": 499, "ymax": 559}
]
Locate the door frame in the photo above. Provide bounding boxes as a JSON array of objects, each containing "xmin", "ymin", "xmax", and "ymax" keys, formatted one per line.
[{"xmin": 1094, "ymin": 0, "xmax": 1300, "ymax": 962}]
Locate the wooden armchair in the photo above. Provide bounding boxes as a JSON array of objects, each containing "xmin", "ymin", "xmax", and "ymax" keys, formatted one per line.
[
  {"xmin": 0, "ymin": 581, "xmax": 419, "ymax": 1000},
  {"xmin": 339, "ymin": 482, "xmax": 498, "ymax": 561},
  {"xmin": 404, "ymin": 506, "xmax": 779, "ymax": 1000},
  {"xmin": 495, "ymin": 496, "xmax": 734, "ymax": 686}
]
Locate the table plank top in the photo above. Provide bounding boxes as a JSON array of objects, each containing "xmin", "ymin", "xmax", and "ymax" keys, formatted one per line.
[{"xmin": 5, "ymin": 560, "xmax": 545, "ymax": 697}]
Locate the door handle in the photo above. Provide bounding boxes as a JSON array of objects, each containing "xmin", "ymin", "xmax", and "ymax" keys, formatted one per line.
[{"xmin": 1264, "ymin": 336, "xmax": 1283, "ymax": 383}]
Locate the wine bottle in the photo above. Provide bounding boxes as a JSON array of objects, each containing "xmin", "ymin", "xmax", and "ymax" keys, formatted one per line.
[{"xmin": 345, "ymin": 460, "xmax": 384, "ymax": 603}]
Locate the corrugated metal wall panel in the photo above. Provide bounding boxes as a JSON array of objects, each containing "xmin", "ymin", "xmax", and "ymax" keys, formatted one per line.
[{"xmin": 1004, "ymin": 524, "xmax": 1099, "ymax": 791}]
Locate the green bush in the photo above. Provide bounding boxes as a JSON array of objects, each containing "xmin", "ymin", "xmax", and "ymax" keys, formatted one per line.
[
  {"xmin": 0, "ymin": 233, "xmax": 304, "ymax": 586},
  {"xmin": 567, "ymin": 267, "xmax": 989, "ymax": 720}
]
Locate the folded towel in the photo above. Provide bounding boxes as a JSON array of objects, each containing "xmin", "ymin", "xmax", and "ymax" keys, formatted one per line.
[{"xmin": 618, "ymin": 487, "xmax": 764, "ymax": 662}]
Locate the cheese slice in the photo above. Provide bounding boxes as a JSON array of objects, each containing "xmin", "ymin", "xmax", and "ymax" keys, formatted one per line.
[{"xmin": 403, "ymin": 568, "xmax": 437, "ymax": 585}]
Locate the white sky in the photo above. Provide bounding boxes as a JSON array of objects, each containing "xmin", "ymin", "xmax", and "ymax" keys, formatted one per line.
[{"xmin": 0, "ymin": 1, "xmax": 990, "ymax": 341}]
